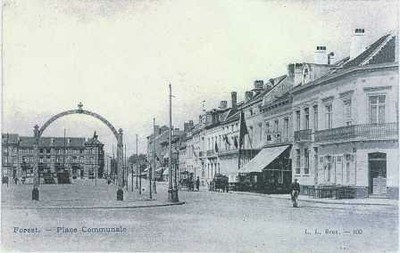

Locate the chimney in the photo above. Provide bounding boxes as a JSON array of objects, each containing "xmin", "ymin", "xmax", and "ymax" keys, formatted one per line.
[
  {"xmin": 350, "ymin": 28, "xmax": 367, "ymax": 59},
  {"xmin": 245, "ymin": 91, "xmax": 253, "ymax": 101},
  {"xmin": 328, "ymin": 52, "xmax": 335, "ymax": 65},
  {"xmin": 314, "ymin": 46, "xmax": 327, "ymax": 64},
  {"xmin": 184, "ymin": 122, "xmax": 189, "ymax": 132},
  {"xmin": 218, "ymin": 100, "xmax": 228, "ymax": 109},
  {"xmin": 294, "ymin": 64, "xmax": 303, "ymax": 86},
  {"xmin": 154, "ymin": 125, "xmax": 160, "ymax": 136},
  {"xmin": 254, "ymin": 80, "xmax": 264, "ymax": 90},
  {"xmin": 269, "ymin": 78, "xmax": 275, "ymax": 86},
  {"xmin": 231, "ymin": 91, "xmax": 237, "ymax": 110}
]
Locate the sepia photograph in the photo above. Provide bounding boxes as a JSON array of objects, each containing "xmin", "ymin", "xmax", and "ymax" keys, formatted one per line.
[{"xmin": 1, "ymin": 0, "xmax": 399, "ymax": 252}]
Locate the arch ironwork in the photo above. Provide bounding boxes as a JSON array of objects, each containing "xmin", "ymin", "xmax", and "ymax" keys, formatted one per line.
[{"xmin": 31, "ymin": 103, "xmax": 124, "ymax": 201}]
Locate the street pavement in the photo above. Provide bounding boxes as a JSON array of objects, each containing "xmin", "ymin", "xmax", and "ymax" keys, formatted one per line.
[{"xmin": 1, "ymin": 180, "xmax": 398, "ymax": 252}]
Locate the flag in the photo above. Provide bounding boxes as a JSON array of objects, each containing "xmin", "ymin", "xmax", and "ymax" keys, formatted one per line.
[
  {"xmin": 234, "ymin": 136, "xmax": 238, "ymax": 148},
  {"xmin": 214, "ymin": 141, "xmax": 219, "ymax": 153},
  {"xmin": 191, "ymin": 145, "xmax": 198, "ymax": 158},
  {"xmin": 238, "ymin": 110, "xmax": 248, "ymax": 148},
  {"xmin": 223, "ymin": 135, "xmax": 231, "ymax": 146}
]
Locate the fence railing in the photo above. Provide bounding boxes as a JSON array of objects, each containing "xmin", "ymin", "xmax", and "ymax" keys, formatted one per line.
[{"xmin": 294, "ymin": 129, "xmax": 312, "ymax": 142}]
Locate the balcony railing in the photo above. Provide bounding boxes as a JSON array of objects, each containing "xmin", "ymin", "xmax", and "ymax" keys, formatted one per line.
[
  {"xmin": 206, "ymin": 150, "xmax": 215, "ymax": 156},
  {"xmin": 294, "ymin": 129, "xmax": 312, "ymax": 142},
  {"xmin": 315, "ymin": 123, "xmax": 398, "ymax": 143}
]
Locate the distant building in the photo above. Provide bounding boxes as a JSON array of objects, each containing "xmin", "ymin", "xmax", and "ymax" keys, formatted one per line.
[{"xmin": 1, "ymin": 132, "xmax": 105, "ymax": 183}]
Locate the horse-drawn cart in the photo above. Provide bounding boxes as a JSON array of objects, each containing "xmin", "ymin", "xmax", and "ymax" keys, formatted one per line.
[{"xmin": 209, "ymin": 173, "xmax": 229, "ymax": 192}]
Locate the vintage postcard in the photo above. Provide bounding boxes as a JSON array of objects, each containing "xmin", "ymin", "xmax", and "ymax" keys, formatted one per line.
[{"xmin": 1, "ymin": 0, "xmax": 399, "ymax": 252}]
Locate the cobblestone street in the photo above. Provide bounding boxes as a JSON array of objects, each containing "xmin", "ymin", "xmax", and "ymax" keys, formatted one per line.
[{"xmin": 1, "ymin": 181, "xmax": 398, "ymax": 252}]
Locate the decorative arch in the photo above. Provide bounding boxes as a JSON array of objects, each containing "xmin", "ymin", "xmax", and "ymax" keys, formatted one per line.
[
  {"xmin": 38, "ymin": 104, "xmax": 119, "ymax": 140},
  {"xmin": 31, "ymin": 103, "xmax": 124, "ymax": 201}
]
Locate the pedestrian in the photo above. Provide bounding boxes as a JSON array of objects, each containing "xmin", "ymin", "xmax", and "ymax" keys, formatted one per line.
[
  {"xmin": 196, "ymin": 176, "xmax": 200, "ymax": 191},
  {"xmin": 290, "ymin": 179, "xmax": 300, "ymax": 207}
]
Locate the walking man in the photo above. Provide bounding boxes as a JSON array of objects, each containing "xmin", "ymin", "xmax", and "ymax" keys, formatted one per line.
[{"xmin": 290, "ymin": 179, "xmax": 300, "ymax": 207}]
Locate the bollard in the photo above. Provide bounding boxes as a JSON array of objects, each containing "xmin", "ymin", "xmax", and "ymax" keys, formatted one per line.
[
  {"xmin": 117, "ymin": 189, "xmax": 123, "ymax": 201},
  {"xmin": 32, "ymin": 188, "xmax": 39, "ymax": 201}
]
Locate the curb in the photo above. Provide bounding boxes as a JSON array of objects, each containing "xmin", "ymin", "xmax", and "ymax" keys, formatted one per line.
[
  {"xmin": 2, "ymin": 201, "xmax": 186, "ymax": 210},
  {"xmin": 229, "ymin": 191, "xmax": 397, "ymax": 207}
]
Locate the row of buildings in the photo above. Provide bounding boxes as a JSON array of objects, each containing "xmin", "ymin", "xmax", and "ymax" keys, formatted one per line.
[
  {"xmin": 2, "ymin": 132, "xmax": 106, "ymax": 183},
  {"xmin": 147, "ymin": 28, "xmax": 398, "ymax": 199}
]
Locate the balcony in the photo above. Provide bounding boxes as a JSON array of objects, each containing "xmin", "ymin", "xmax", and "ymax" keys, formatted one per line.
[
  {"xmin": 294, "ymin": 129, "xmax": 312, "ymax": 143},
  {"xmin": 206, "ymin": 150, "xmax": 216, "ymax": 157},
  {"xmin": 315, "ymin": 123, "xmax": 398, "ymax": 143}
]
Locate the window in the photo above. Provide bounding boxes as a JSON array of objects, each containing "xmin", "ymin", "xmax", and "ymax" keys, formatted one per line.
[
  {"xmin": 326, "ymin": 156, "xmax": 332, "ymax": 182},
  {"xmin": 343, "ymin": 100, "xmax": 352, "ymax": 125},
  {"xmin": 296, "ymin": 111, "xmax": 301, "ymax": 130},
  {"xmin": 258, "ymin": 123, "xmax": 263, "ymax": 141},
  {"xmin": 313, "ymin": 105, "xmax": 319, "ymax": 130},
  {"xmin": 295, "ymin": 149, "xmax": 300, "ymax": 174},
  {"xmin": 345, "ymin": 154, "xmax": 352, "ymax": 183},
  {"xmin": 265, "ymin": 122, "xmax": 271, "ymax": 141},
  {"xmin": 274, "ymin": 120, "xmax": 279, "ymax": 132},
  {"xmin": 325, "ymin": 104, "xmax": 332, "ymax": 129},
  {"xmin": 283, "ymin": 118, "xmax": 289, "ymax": 140},
  {"xmin": 249, "ymin": 126, "xmax": 253, "ymax": 144},
  {"xmin": 313, "ymin": 148, "xmax": 318, "ymax": 180},
  {"xmin": 304, "ymin": 108, "xmax": 310, "ymax": 129},
  {"xmin": 369, "ymin": 95, "xmax": 385, "ymax": 124},
  {"xmin": 304, "ymin": 148, "xmax": 309, "ymax": 174}
]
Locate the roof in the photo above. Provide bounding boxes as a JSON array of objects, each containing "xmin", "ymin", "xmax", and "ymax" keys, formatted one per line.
[
  {"xmin": 18, "ymin": 137, "xmax": 87, "ymax": 147},
  {"xmin": 292, "ymin": 31, "xmax": 398, "ymax": 94},
  {"xmin": 341, "ymin": 33, "xmax": 393, "ymax": 68},
  {"xmin": 2, "ymin": 133, "xmax": 19, "ymax": 144}
]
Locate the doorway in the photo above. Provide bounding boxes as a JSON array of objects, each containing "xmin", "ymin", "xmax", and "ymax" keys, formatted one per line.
[{"xmin": 368, "ymin": 152, "xmax": 387, "ymax": 195}]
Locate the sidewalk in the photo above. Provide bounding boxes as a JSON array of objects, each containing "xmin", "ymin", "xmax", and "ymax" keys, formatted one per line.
[
  {"xmin": 229, "ymin": 190, "xmax": 399, "ymax": 206},
  {"xmin": 1, "ymin": 180, "xmax": 185, "ymax": 210}
]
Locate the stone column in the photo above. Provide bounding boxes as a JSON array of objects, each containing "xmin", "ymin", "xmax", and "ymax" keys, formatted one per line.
[
  {"xmin": 32, "ymin": 125, "xmax": 40, "ymax": 200},
  {"xmin": 116, "ymin": 128, "xmax": 124, "ymax": 200}
]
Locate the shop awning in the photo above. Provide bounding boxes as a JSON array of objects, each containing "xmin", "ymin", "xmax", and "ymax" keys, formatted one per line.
[{"xmin": 239, "ymin": 145, "xmax": 290, "ymax": 173}]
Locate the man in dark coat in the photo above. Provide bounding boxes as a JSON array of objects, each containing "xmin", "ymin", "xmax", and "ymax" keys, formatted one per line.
[{"xmin": 290, "ymin": 179, "xmax": 300, "ymax": 207}]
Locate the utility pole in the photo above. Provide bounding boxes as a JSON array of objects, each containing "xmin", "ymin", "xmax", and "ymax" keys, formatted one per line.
[
  {"xmin": 131, "ymin": 157, "xmax": 134, "ymax": 192},
  {"xmin": 135, "ymin": 135, "xmax": 138, "ymax": 190},
  {"xmin": 153, "ymin": 118, "xmax": 157, "ymax": 194},
  {"xmin": 124, "ymin": 144, "xmax": 127, "ymax": 189},
  {"xmin": 137, "ymin": 134, "xmax": 141, "ymax": 195},
  {"xmin": 149, "ymin": 118, "xmax": 155, "ymax": 199},
  {"xmin": 168, "ymin": 83, "xmax": 179, "ymax": 202}
]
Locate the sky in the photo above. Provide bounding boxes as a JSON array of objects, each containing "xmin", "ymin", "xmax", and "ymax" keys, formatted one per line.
[{"xmin": 2, "ymin": 0, "xmax": 398, "ymax": 155}]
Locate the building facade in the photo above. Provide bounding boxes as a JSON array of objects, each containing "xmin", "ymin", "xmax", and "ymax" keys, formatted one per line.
[
  {"xmin": 2, "ymin": 132, "xmax": 105, "ymax": 184},
  {"xmin": 147, "ymin": 29, "xmax": 398, "ymax": 199}
]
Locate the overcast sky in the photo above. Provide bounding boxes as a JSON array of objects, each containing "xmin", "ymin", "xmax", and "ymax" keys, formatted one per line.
[{"xmin": 2, "ymin": 0, "xmax": 398, "ymax": 155}]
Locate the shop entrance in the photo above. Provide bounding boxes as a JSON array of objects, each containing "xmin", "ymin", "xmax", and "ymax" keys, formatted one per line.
[{"xmin": 368, "ymin": 152, "xmax": 387, "ymax": 195}]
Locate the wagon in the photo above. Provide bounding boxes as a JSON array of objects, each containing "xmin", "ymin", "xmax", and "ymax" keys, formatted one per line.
[
  {"xmin": 209, "ymin": 174, "xmax": 229, "ymax": 192},
  {"xmin": 179, "ymin": 171, "xmax": 194, "ymax": 191}
]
